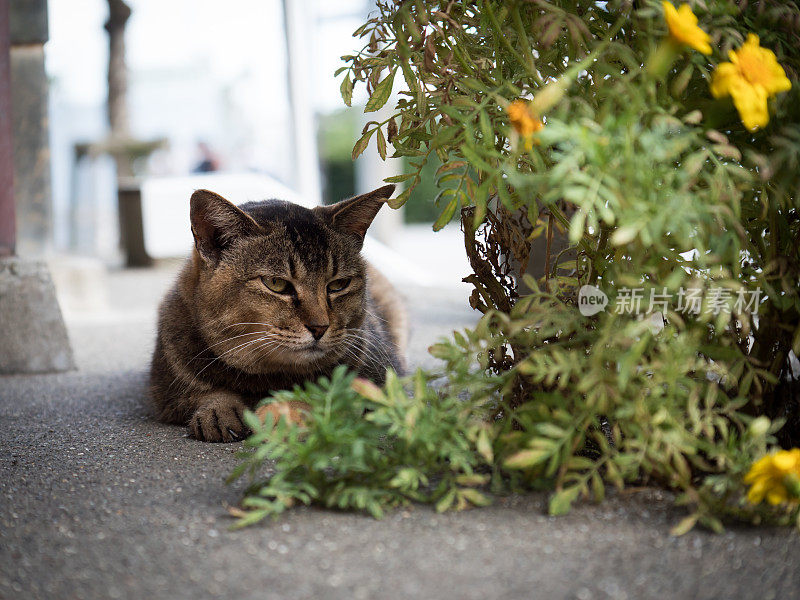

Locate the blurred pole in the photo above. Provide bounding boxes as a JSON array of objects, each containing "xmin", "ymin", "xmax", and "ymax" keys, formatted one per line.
[
  {"xmin": 105, "ymin": 0, "xmax": 132, "ymax": 185},
  {"xmin": 105, "ymin": 0, "xmax": 131, "ymax": 147},
  {"xmin": 0, "ymin": 0, "xmax": 16, "ymax": 257},
  {"xmin": 105, "ymin": 0, "xmax": 153, "ymax": 266},
  {"xmin": 282, "ymin": 0, "xmax": 322, "ymax": 206}
]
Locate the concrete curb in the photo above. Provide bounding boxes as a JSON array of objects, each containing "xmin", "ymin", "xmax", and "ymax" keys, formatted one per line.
[{"xmin": 0, "ymin": 256, "xmax": 74, "ymax": 373}]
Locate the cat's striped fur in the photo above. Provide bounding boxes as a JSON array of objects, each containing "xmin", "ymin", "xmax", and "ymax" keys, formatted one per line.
[{"xmin": 149, "ymin": 185, "xmax": 406, "ymax": 442}]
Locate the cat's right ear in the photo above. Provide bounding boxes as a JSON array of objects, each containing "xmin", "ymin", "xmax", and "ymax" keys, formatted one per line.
[{"xmin": 190, "ymin": 189, "xmax": 260, "ymax": 266}]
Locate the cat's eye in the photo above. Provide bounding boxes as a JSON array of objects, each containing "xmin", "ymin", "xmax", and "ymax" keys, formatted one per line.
[
  {"xmin": 327, "ymin": 278, "xmax": 351, "ymax": 293},
  {"xmin": 262, "ymin": 276, "xmax": 293, "ymax": 294}
]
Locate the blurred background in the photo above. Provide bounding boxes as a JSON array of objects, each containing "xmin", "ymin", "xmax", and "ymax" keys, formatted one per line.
[
  {"xmin": 43, "ymin": 0, "xmax": 465, "ymax": 276},
  {"xmin": 3, "ymin": 0, "xmax": 472, "ymax": 327}
]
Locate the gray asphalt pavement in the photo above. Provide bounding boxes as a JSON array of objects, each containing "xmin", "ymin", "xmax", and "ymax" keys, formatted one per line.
[{"xmin": 1, "ymin": 264, "xmax": 798, "ymax": 600}]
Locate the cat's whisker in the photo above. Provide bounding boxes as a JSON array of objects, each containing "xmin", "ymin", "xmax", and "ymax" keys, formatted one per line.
[
  {"xmin": 348, "ymin": 340, "xmax": 394, "ymax": 373},
  {"xmin": 221, "ymin": 322, "xmax": 280, "ymax": 331},
  {"xmin": 240, "ymin": 341, "xmax": 278, "ymax": 370},
  {"xmin": 239, "ymin": 337, "xmax": 282, "ymax": 359},
  {"xmin": 248, "ymin": 339, "xmax": 290, "ymax": 370},
  {"xmin": 342, "ymin": 329, "xmax": 394, "ymax": 364},
  {"xmin": 231, "ymin": 338, "xmax": 285, "ymax": 384},
  {"xmin": 352, "ymin": 330, "xmax": 395, "ymax": 356},
  {"xmin": 364, "ymin": 308, "xmax": 388, "ymax": 323},
  {"xmin": 330, "ymin": 334, "xmax": 362, "ymax": 360},
  {"xmin": 186, "ymin": 334, "xmax": 278, "ymax": 388},
  {"xmin": 337, "ymin": 345, "xmax": 362, "ymax": 368},
  {"xmin": 185, "ymin": 330, "xmax": 275, "ymax": 364},
  {"xmin": 172, "ymin": 330, "xmax": 284, "ymax": 388},
  {"xmin": 334, "ymin": 331, "xmax": 374, "ymax": 364}
]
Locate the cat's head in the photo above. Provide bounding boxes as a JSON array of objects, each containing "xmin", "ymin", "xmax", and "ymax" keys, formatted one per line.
[{"xmin": 187, "ymin": 185, "xmax": 395, "ymax": 374}]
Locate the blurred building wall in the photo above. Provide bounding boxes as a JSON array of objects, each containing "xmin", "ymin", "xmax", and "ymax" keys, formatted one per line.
[{"xmin": 43, "ymin": 0, "xmax": 403, "ymax": 256}]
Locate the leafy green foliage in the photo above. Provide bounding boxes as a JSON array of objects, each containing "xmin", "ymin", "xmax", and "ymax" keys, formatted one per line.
[
  {"xmin": 431, "ymin": 286, "xmax": 800, "ymax": 530},
  {"xmin": 229, "ymin": 366, "xmax": 498, "ymax": 526}
]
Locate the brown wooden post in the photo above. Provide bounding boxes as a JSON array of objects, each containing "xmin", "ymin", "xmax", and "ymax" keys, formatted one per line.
[{"xmin": 0, "ymin": 0, "xmax": 16, "ymax": 257}]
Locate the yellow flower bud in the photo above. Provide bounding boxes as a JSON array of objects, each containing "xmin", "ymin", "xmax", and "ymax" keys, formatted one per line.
[
  {"xmin": 506, "ymin": 100, "xmax": 544, "ymax": 150},
  {"xmin": 748, "ymin": 416, "xmax": 771, "ymax": 438}
]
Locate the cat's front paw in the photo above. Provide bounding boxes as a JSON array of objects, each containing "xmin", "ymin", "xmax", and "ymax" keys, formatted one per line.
[{"xmin": 189, "ymin": 394, "xmax": 248, "ymax": 443}]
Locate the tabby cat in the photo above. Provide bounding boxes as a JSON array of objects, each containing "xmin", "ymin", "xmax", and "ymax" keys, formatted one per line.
[{"xmin": 149, "ymin": 185, "xmax": 407, "ymax": 442}]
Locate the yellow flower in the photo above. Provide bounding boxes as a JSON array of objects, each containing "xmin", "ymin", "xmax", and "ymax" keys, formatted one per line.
[
  {"xmin": 506, "ymin": 100, "xmax": 543, "ymax": 149},
  {"xmin": 744, "ymin": 448, "xmax": 800, "ymax": 506},
  {"xmin": 662, "ymin": 2, "xmax": 712, "ymax": 55},
  {"xmin": 711, "ymin": 34, "xmax": 792, "ymax": 131}
]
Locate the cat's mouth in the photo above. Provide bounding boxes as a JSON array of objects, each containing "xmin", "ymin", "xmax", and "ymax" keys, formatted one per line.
[
  {"xmin": 286, "ymin": 339, "xmax": 352, "ymax": 366},
  {"xmin": 241, "ymin": 340, "xmax": 338, "ymax": 373}
]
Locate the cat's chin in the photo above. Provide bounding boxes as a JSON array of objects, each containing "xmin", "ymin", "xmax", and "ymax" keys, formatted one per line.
[{"xmin": 235, "ymin": 346, "xmax": 339, "ymax": 375}]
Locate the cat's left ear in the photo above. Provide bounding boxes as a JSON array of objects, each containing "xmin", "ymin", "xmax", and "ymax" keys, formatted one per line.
[{"xmin": 313, "ymin": 184, "xmax": 396, "ymax": 240}]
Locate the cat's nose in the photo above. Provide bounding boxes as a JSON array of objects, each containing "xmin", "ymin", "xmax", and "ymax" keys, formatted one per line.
[{"xmin": 305, "ymin": 324, "xmax": 329, "ymax": 340}]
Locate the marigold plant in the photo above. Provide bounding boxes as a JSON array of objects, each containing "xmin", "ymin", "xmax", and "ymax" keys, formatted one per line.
[{"xmin": 232, "ymin": 0, "xmax": 800, "ymax": 533}]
